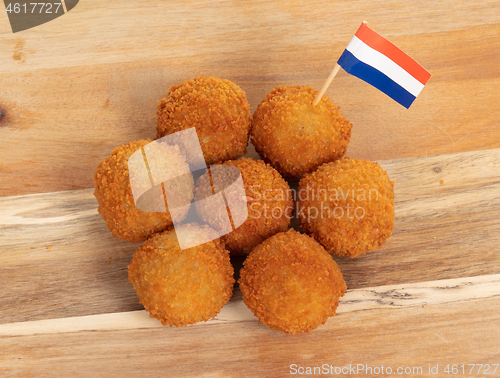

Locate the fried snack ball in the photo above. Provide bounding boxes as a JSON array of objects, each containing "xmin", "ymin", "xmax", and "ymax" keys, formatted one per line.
[
  {"xmin": 94, "ymin": 140, "xmax": 193, "ymax": 243},
  {"xmin": 239, "ymin": 229, "xmax": 347, "ymax": 334},
  {"xmin": 298, "ymin": 157, "xmax": 395, "ymax": 258},
  {"xmin": 194, "ymin": 158, "xmax": 293, "ymax": 255},
  {"xmin": 157, "ymin": 76, "xmax": 251, "ymax": 165},
  {"xmin": 128, "ymin": 224, "xmax": 234, "ymax": 326},
  {"xmin": 251, "ymin": 85, "xmax": 352, "ymax": 180}
]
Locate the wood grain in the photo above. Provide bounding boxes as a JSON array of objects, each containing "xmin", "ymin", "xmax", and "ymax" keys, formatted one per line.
[
  {"xmin": 1, "ymin": 0, "xmax": 500, "ymax": 195},
  {"xmin": 2, "ymin": 274, "xmax": 498, "ymax": 338},
  {"xmin": 2, "ymin": 2, "xmax": 500, "ymax": 375},
  {"xmin": 1, "ymin": 148, "xmax": 499, "ymax": 325},
  {"xmin": 1, "ymin": 277, "xmax": 499, "ymax": 377},
  {"xmin": 335, "ymin": 147, "xmax": 500, "ymax": 288}
]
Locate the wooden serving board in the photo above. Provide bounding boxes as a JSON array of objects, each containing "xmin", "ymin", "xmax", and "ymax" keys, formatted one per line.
[
  {"xmin": 1, "ymin": 0, "xmax": 500, "ymax": 376},
  {"xmin": 1, "ymin": 148, "xmax": 500, "ymax": 377}
]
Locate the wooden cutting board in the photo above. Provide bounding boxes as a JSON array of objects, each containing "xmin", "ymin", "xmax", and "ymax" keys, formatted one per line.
[
  {"xmin": 1, "ymin": 148, "xmax": 499, "ymax": 377},
  {"xmin": 1, "ymin": 0, "xmax": 500, "ymax": 377}
]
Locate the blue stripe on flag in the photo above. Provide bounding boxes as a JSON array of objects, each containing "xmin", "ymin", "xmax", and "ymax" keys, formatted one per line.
[{"xmin": 338, "ymin": 50, "xmax": 416, "ymax": 108}]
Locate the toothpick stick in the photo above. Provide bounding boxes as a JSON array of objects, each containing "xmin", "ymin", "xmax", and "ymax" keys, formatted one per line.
[{"xmin": 313, "ymin": 63, "xmax": 341, "ymax": 106}]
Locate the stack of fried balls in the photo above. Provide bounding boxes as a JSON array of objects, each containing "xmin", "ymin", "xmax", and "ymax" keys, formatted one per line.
[{"xmin": 94, "ymin": 76, "xmax": 395, "ymax": 335}]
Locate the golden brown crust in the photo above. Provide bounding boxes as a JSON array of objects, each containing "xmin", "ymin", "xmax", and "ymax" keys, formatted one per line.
[
  {"xmin": 93, "ymin": 140, "xmax": 193, "ymax": 243},
  {"xmin": 157, "ymin": 76, "xmax": 251, "ymax": 165},
  {"xmin": 128, "ymin": 224, "xmax": 234, "ymax": 326},
  {"xmin": 298, "ymin": 157, "xmax": 395, "ymax": 258},
  {"xmin": 194, "ymin": 158, "xmax": 294, "ymax": 255},
  {"xmin": 239, "ymin": 229, "xmax": 347, "ymax": 335},
  {"xmin": 251, "ymin": 85, "xmax": 352, "ymax": 180}
]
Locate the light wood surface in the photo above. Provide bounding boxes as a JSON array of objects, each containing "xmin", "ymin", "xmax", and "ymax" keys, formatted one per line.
[
  {"xmin": 1, "ymin": 277, "xmax": 499, "ymax": 377},
  {"xmin": 2, "ymin": 274, "xmax": 499, "ymax": 338},
  {"xmin": 1, "ymin": 148, "xmax": 500, "ymax": 376},
  {"xmin": 1, "ymin": 1, "xmax": 500, "ymax": 376},
  {"xmin": 1, "ymin": 0, "xmax": 500, "ymax": 196}
]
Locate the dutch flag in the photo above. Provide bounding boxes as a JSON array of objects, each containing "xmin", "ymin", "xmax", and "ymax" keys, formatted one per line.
[{"xmin": 338, "ymin": 22, "xmax": 431, "ymax": 108}]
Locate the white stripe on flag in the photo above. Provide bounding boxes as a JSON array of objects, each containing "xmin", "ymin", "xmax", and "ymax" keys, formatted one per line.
[{"xmin": 345, "ymin": 36, "xmax": 425, "ymax": 97}]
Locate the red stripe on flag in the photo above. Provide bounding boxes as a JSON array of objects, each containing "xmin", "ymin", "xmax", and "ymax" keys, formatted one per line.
[{"xmin": 355, "ymin": 22, "xmax": 431, "ymax": 85}]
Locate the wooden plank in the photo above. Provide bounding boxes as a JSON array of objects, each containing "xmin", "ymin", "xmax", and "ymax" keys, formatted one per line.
[
  {"xmin": 1, "ymin": 1, "xmax": 500, "ymax": 195},
  {"xmin": 1, "ymin": 274, "xmax": 498, "ymax": 337},
  {"xmin": 1, "ymin": 0, "xmax": 499, "ymax": 74},
  {"xmin": 335, "ymin": 148, "xmax": 500, "ymax": 288},
  {"xmin": 1, "ymin": 1, "xmax": 499, "ymax": 374},
  {"xmin": 1, "ymin": 275, "xmax": 499, "ymax": 377},
  {"xmin": 1, "ymin": 148, "xmax": 499, "ymax": 324}
]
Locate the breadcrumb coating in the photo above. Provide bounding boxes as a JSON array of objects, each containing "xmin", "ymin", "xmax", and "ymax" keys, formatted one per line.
[
  {"xmin": 194, "ymin": 158, "xmax": 293, "ymax": 255},
  {"xmin": 251, "ymin": 85, "xmax": 352, "ymax": 180},
  {"xmin": 93, "ymin": 140, "xmax": 193, "ymax": 243},
  {"xmin": 157, "ymin": 76, "xmax": 251, "ymax": 165},
  {"xmin": 128, "ymin": 224, "xmax": 234, "ymax": 326},
  {"xmin": 298, "ymin": 157, "xmax": 395, "ymax": 258},
  {"xmin": 239, "ymin": 229, "xmax": 347, "ymax": 335}
]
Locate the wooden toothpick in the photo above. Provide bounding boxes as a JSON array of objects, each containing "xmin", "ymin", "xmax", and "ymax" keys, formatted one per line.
[{"xmin": 312, "ymin": 63, "xmax": 341, "ymax": 106}]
